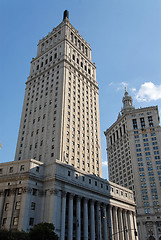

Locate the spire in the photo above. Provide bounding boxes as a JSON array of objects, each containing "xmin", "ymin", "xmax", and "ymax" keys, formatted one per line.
[
  {"xmin": 121, "ymin": 87, "xmax": 135, "ymax": 114},
  {"xmin": 63, "ymin": 10, "xmax": 69, "ymax": 21}
]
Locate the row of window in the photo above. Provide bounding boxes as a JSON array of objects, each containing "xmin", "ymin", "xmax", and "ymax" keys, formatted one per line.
[
  {"xmin": 40, "ymin": 30, "xmax": 62, "ymax": 52},
  {"xmin": 5, "ymin": 201, "xmax": 35, "ymax": 211},
  {"xmin": 0, "ymin": 166, "xmax": 40, "ymax": 174},
  {"xmin": 71, "ymin": 32, "xmax": 88, "ymax": 57},
  {"xmin": 132, "ymin": 116, "xmax": 153, "ymax": 130},
  {"xmin": 2, "ymin": 217, "xmax": 34, "ymax": 227}
]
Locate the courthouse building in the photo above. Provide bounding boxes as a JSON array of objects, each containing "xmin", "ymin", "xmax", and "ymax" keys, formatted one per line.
[
  {"xmin": 0, "ymin": 11, "xmax": 137, "ymax": 239},
  {"xmin": 104, "ymin": 89, "xmax": 161, "ymax": 240}
]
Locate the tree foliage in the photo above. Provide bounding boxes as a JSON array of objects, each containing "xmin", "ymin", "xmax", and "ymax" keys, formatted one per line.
[
  {"xmin": 28, "ymin": 223, "xmax": 59, "ymax": 240},
  {"xmin": 0, "ymin": 229, "xmax": 28, "ymax": 240},
  {"xmin": 0, "ymin": 223, "xmax": 58, "ymax": 240}
]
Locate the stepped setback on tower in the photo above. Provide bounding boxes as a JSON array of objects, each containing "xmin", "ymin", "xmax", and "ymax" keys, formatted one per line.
[
  {"xmin": 14, "ymin": 10, "xmax": 102, "ymax": 177},
  {"xmin": 0, "ymin": 11, "xmax": 138, "ymax": 239}
]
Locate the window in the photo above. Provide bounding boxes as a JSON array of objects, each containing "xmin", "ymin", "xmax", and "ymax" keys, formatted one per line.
[
  {"xmin": 32, "ymin": 189, "xmax": 37, "ymax": 196},
  {"xmin": 29, "ymin": 218, "xmax": 34, "ymax": 226},
  {"xmin": 13, "ymin": 217, "xmax": 19, "ymax": 226},
  {"xmin": 17, "ymin": 188, "xmax": 22, "ymax": 195},
  {"xmin": 5, "ymin": 203, "xmax": 9, "ymax": 211},
  {"xmin": 31, "ymin": 202, "xmax": 36, "ymax": 210},
  {"xmin": 148, "ymin": 116, "xmax": 153, "ymax": 127},
  {"xmin": 15, "ymin": 201, "xmax": 20, "ymax": 210},
  {"xmin": 20, "ymin": 165, "xmax": 24, "ymax": 171},
  {"xmin": 0, "ymin": 168, "xmax": 3, "ymax": 174},
  {"xmin": 140, "ymin": 117, "xmax": 145, "ymax": 129},
  {"xmin": 2, "ymin": 218, "xmax": 7, "ymax": 226},
  {"xmin": 9, "ymin": 167, "xmax": 13, "ymax": 173}
]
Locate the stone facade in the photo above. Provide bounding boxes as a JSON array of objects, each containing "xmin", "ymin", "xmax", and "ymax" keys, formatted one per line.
[
  {"xmin": 0, "ymin": 159, "xmax": 137, "ymax": 239},
  {"xmin": 105, "ymin": 89, "xmax": 161, "ymax": 240},
  {"xmin": 14, "ymin": 11, "xmax": 102, "ymax": 177},
  {"xmin": 0, "ymin": 11, "xmax": 138, "ymax": 239}
]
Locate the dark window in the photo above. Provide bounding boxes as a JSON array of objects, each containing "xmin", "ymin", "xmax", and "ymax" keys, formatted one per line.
[
  {"xmin": 140, "ymin": 117, "xmax": 145, "ymax": 129},
  {"xmin": 132, "ymin": 119, "xmax": 138, "ymax": 129},
  {"xmin": 32, "ymin": 189, "xmax": 37, "ymax": 196},
  {"xmin": 31, "ymin": 202, "xmax": 36, "ymax": 210},
  {"xmin": 29, "ymin": 218, "xmax": 34, "ymax": 226}
]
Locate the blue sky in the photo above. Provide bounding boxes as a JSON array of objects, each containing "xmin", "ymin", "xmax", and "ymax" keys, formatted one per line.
[{"xmin": 1, "ymin": 0, "xmax": 161, "ymax": 179}]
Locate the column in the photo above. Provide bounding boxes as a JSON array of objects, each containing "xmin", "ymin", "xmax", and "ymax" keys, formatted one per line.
[
  {"xmin": 113, "ymin": 207, "xmax": 119, "ymax": 240},
  {"xmin": 132, "ymin": 213, "xmax": 138, "ymax": 240},
  {"xmin": 76, "ymin": 196, "xmax": 81, "ymax": 240},
  {"xmin": 127, "ymin": 211, "xmax": 132, "ymax": 239},
  {"xmin": 96, "ymin": 202, "xmax": 101, "ymax": 240},
  {"xmin": 20, "ymin": 187, "xmax": 32, "ymax": 230},
  {"xmin": 108, "ymin": 205, "xmax": 114, "ymax": 239},
  {"xmin": 153, "ymin": 221, "xmax": 158, "ymax": 240},
  {"xmin": 49, "ymin": 188, "xmax": 58, "ymax": 224},
  {"xmin": 0, "ymin": 190, "xmax": 5, "ymax": 226},
  {"xmin": 123, "ymin": 210, "xmax": 129, "ymax": 240},
  {"xmin": 68, "ymin": 193, "xmax": 74, "ymax": 240},
  {"xmin": 83, "ymin": 198, "xmax": 88, "ymax": 240},
  {"xmin": 140, "ymin": 221, "xmax": 147, "ymax": 239},
  {"xmin": 54, "ymin": 190, "xmax": 61, "ymax": 236},
  {"xmin": 118, "ymin": 209, "xmax": 124, "ymax": 240},
  {"xmin": 90, "ymin": 200, "xmax": 95, "ymax": 240},
  {"xmin": 60, "ymin": 191, "xmax": 66, "ymax": 240},
  {"xmin": 129, "ymin": 211, "xmax": 135, "ymax": 239},
  {"xmin": 51, "ymin": 189, "xmax": 59, "ymax": 231},
  {"xmin": 8, "ymin": 188, "xmax": 16, "ymax": 229},
  {"xmin": 102, "ymin": 204, "xmax": 108, "ymax": 240}
]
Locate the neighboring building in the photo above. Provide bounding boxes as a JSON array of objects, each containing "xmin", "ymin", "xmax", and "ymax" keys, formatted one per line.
[
  {"xmin": 104, "ymin": 89, "xmax": 161, "ymax": 240},
  {"xmin": 0, "ymin": 11, "xmax": 138, "ymax": 239}
]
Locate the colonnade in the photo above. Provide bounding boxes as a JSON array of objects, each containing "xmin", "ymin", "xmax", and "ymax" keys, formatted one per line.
[{"xmin": 53, "ymin": 190, "xmax": 137, "ymax": 240}]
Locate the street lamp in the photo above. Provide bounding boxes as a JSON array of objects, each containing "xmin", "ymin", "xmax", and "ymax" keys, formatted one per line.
[{"xmin": 112, "ymin": 228, "xmax": 138, "ymax": 239}]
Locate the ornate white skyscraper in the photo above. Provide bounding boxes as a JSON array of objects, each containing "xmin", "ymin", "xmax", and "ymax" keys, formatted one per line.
[
  {"xmin": 15, "ymin": 10, "xmax": 102, "ymax": 177},
  {"xmin": 105, "ymin": 89, "xmax": 161, "ymax": 240}
]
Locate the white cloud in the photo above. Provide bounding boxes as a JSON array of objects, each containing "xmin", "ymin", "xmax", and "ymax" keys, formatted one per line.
[
  {"xmin": 108, "ymin": 82, "xmax": 114, "ymax": 86},
  {"xmin": 121, "ymin": 81, "xmax": 128, "ymax": 87},
  {"xmin": 131, "ymin": 88, "xmax": 136, "ymax": 92},
  {"xmin": 108, "ymin": 81, "xmax": 128, "ymax": 91},
  {"xmin": 102, "ymin": 161, "xmax": 108, "ymax": 166},
  {"xmin": 136, "ymin": 82, "xmax": 161, "ymax": 102},
  {"xmin": 116, "ymin": 82, "xmax": 128, "ymax": 91}
]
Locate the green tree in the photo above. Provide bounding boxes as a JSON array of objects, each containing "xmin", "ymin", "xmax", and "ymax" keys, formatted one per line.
[
  {"xmin": 0, "ymin": 229, "xmax": 28, "ymax": 240},
  {"xmin": 0, "ymin": 229, "xmax": 9, "ymax": 240},
  {"xmin": 28, "ymin": 222, "xmax": 59, "ymax": 240},
  {"xmin": 9, "ymin": 230, "xmax": 28, "ymax": 240}
]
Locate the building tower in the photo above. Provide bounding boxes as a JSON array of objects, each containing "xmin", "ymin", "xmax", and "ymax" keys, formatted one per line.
[
  {"xmin": 14, "ymin": 10, "xmax": 102, "ymax": 177},
  {"xmin": 104, "ymin": 89, "xmax": 161, "ymax": 240},
  {"xmin": 0, "ymin": 11, "xmax": 138, "ymax": 239}
]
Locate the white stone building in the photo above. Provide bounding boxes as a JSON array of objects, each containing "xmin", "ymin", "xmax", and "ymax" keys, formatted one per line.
[
  {"xmin": 0, "ymin": 11, "xmax": 138, "ymax": 239},
  {"xmin": 104, "ymin": 89, "xmax": 161, "ymax": 240}
]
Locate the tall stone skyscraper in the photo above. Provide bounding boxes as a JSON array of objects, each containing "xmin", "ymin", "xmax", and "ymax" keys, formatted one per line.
[
  {"xmin": 15, "ymin": 10, "xmax": 102, "ymax": 177},
  {"xmin": 0, "ymin": 11, "xmax": 137, "ymax": 239},
  {"xmin": 105, "ymin": 89, "xmax": 161, "ymax": 240}
]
